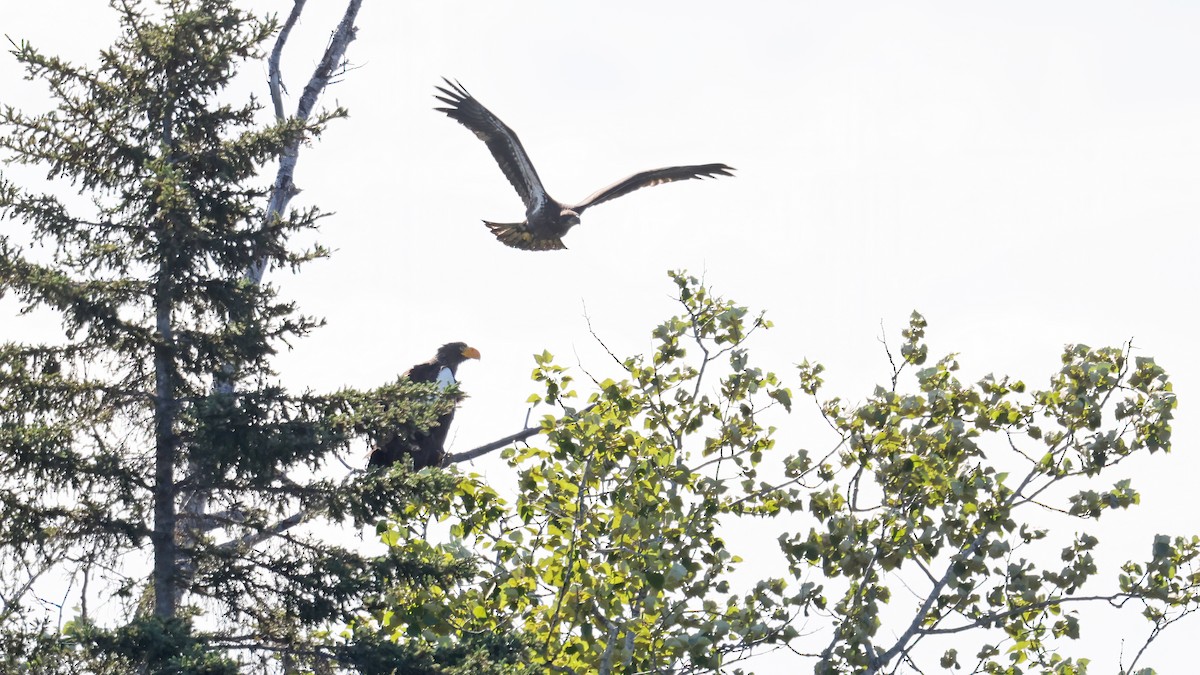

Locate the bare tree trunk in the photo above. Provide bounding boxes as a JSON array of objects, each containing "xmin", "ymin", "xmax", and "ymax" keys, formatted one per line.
[
  {"xmin": 175, "ymin": 0, "xmax": 364, "ymax": 608},
  {"xmin": 152, "ymin": 97, "xmax": 180, "ymax": 620},
  {"xmin": 153, "ymin": 270, "xmax": 179, "ymax": 619}
]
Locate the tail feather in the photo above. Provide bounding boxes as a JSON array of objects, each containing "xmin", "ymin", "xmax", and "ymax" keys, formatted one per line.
[{"xmin": 483, "ymin": 221, "xmax": 566, "ymax": 251}]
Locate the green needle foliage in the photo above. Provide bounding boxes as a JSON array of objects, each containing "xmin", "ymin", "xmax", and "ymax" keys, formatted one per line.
[
  {"xmin": 0, "ymin": 1, "xmax": 524, "ymax": 672},
  {"xmin": 376, "ymin": 272, "xmax": 1197, "ymax": 674}
]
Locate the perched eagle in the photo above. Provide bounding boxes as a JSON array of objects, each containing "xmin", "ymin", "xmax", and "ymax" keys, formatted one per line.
[
  {"xmin": 435, "ymin": 79, "xmax": 734, "ymax": 251},
  {"xmin": 368, "ymin": 342, "xmax": 481, "ymax": 471}
]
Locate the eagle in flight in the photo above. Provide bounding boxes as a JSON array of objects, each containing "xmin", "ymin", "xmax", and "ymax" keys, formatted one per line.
[
  {"xmin": 369, "ymin": 342, "xmax": 481, "ymax": 471},
  {"xmin": 435, "ymin": 79, "xmax": 734, "ymax": 251}
]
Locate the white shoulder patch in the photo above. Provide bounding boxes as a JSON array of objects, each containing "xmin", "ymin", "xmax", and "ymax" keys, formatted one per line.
[{"xmin": 435, "ymin": 366, "xmax": 456, "ymax": 390}]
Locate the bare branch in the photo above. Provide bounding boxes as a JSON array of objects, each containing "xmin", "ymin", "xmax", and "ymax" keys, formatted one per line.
[
  {"xmin": 267, "ymin": 0, "xmax": 307, "ymax": 120},
  {"xmin": 250, "ymin": 0, "xmax": 363, "ymax": 285},
  {"xmin": 217, "ymin": 511, "xmax": 313, "ymax": 554},
  {"xmin": 879, "ymin": 319, "xmax": 901, "ymax": 392},
  {"xmin": 445, "ymin": 427, "xmax": 541, "ymax": 465},
  {"xmin": 1125, "ymin": 608, "xmax": 1198, "ymax": 674},
  {"xmin": 182, "ymin": 0, "xmax": 365, "ymax": 606},
  {"xmin": 0, "ymin": 555, "xmax": 55, "ymax": 624},
  {"xmin": 444, "ymin": 403, "xmax": 599, "ymax": 466}
]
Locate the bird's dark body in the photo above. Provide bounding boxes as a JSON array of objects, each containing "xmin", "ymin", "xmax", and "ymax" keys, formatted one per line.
[
  {"xmin": 435, "ymin": 79, "xmax": 733, "ymax": 251},
  {"xmin": 369, "ymin": 342, "xmax": 480, "ymax": 471}
]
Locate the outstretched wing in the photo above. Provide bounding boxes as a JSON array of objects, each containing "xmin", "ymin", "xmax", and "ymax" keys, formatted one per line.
[
  {"xmin": 570, "ymin": 163, "xmax": 734, "ymax": 213},
  {"xmin": 435, "ymin": 79, "xmax": 549, "ymax": 213}
]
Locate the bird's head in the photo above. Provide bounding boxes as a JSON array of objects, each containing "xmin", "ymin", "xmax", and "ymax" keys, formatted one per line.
[
  {"xmin": 559, "ymin": 209, "xmax": 581, "ymax": 229},
  {"xmin": 436, "ymin": 342, "xmax": 482, "ymax": 368}
]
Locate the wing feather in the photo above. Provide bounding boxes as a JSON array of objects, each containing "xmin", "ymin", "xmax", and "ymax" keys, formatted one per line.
[
  {"xmin": 435, "ymin": 79, "xmax": 549, "ymax": 212},
  {"xmin": 571, "ymin": 163, "xmax": 735, "ymax": 213},
  {"xmin": 405, "ymin": 361, "xmax": 441, "ymax": 383}
]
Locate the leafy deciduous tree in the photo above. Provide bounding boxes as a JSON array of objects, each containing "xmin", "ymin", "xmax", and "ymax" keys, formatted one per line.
[{"xmin": 376, "ymin": 272, "xmax": 1197, "ymax": 675}]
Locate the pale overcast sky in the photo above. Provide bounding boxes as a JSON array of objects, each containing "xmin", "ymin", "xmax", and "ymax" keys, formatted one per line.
[{"xmin": 3, "ymin": 1, "xmax": 1198, "ymax": 670}]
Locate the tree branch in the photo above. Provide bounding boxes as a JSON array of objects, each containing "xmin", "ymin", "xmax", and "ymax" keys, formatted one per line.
[
  {"xmin": 868, "ymin": 467, "xmax": 1043, "ymax": 673},
  {"xmin": 217, "ymin": 511, "xmax": 313, "ymax": 554},
  {"xmin": 444, "ymin": 403, "xmax": 599, "ymax": 466},
  {"xmin": 267, "ymin": 0, "xmax": 306, "ymax": 121},
  {"xmin": 250, "ymin": 0, "xmax": 363, "ymax": 285},
  {"xmin": 1124, "ymin": 607, "xmax": 1197, "ymax": 674},
  {"xmin": 444, "ymin": 426, "xmax": 541, "ymax": 465},
  {"xmin": 920, "ymin": 592, "xmax": 1137, "ymax": 636}
]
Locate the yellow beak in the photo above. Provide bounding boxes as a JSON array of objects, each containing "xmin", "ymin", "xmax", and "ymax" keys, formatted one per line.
[{"xmin": 462, "ymin": 346, "xmax": 481, "ymax": 360}]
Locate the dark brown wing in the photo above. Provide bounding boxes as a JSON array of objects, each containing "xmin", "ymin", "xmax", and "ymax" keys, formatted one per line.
[
  {"xmin": 368, "ymin": 424, "xmax": 448, "ymax": 470},
  {"xmin": 377, "ymin": 359, "xmax": 454, "ymax": 470},
  {"xmin": 435, "ymin": 79, "xmax": 550, "ymax": 213},
  {"xmin": 368, "ymin": 436, "xmax": 411, "ymax": 468},
  {"xmin": 405, "ymin": 361, "xmax": 443, "ymax": 383},
  {"xmin": 412, "ymin": 409, "xmax": 453, "ymax": 469},
  {"xmin": 570, "ymin": 163, "xmax": 734, "ymax": 213}
]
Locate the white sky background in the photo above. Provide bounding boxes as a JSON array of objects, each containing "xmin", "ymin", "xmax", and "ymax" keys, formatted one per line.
[{"xmin": 3, "ymin": 0, "xmax": 1199, "ymax": 671}]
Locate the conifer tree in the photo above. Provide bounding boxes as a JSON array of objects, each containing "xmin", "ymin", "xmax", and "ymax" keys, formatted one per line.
[{"xmin": 0, "ymin": 1, "xmax": 525, "ymax": 671}]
